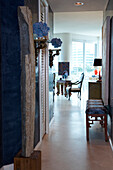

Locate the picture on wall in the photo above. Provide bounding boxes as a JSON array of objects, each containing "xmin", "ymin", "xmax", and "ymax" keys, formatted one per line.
[{"xmin": 58, "ymin": 62, "xmax": 70, "ymax": 76}]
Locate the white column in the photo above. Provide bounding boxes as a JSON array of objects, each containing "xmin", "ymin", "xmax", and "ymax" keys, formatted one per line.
[
  {"xmin": 54, "ymin": 33, "xmax": 72, "ymax": 62},
  {"xmin": 54, "ymin": 33, "xmax": 72, "ymax": 74}
]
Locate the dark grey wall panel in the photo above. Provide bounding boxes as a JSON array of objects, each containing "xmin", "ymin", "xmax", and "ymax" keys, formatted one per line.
[
  {"xmin": 0, "ymin": 0, "xmax": 3, "ymax": 167},
  {"xmin": 109, "ymin": 17, "xmax": 113, "ymax": 142},
  {"xmin": 106, "ymin": 0, "xmax": 113, "ymax": 10},
  {"xmin": 24, "ymin": 0, "xmax": 38, "ymax": 23},
  {"xmin": 104, "ymin": 0, "xmax": 113, "ymax": 143}
]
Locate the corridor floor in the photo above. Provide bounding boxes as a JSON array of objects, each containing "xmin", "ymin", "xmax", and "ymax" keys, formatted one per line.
[{"xmin": 39, "ymin": 92, "xmax": 113, "ymax": 170}]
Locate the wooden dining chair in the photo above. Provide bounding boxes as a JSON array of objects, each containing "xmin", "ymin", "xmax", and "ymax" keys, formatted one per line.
[{"xmin": 66, "ymin": 73, "xmax": 84, "ymax": 100}]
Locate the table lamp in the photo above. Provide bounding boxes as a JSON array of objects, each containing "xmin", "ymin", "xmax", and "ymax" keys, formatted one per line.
[{"xmin": 93, "ymin": 58, "xmax": 102, "ymax": 81}]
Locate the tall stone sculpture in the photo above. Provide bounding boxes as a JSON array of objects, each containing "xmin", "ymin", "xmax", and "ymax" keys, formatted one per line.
[{"xmin": 18, "ymin": 6, "xmax": 35, "ymax": 157}]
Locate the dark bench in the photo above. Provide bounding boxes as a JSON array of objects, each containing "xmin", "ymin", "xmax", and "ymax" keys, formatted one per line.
[{"xmin": 86, "ymin": 99, "xmax": 108, "ymax": 142}]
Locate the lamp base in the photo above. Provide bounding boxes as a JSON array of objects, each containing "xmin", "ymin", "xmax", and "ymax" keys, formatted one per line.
[
  {"xmin": 98, "ymin": 69, "xmax": 102, "ymax": 81},
  {"xmin": 97, "ymin": 79, "xmax": 102, "ymax": 82}
]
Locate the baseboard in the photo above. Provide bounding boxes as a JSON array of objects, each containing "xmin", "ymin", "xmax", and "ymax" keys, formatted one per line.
[
  {"xmin": 0, "ymin": 164, "xmax": 14, "ymax": 170},
  {"xmin": 108, "ymin": 133, "xmax": 113, "ymax": 151},
  {"xmin": 34, "ymin": 141, "xmax": 41, "ymax": 150},
  {"xmin": 34, "ymin": 117, "xmax": 54, "ymax": 151},
  {"xmin": 49, "ymin": 116, "xmax": 54, "ymax": 128}
]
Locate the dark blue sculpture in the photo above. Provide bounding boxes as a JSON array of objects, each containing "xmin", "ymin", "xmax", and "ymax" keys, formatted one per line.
[
  {"xmin": 33, "ymin": 22, "xmax": 50, "ymax": 38},
  {"xmin": 51, "ymin": 38, "xmax": 62, "ymax": 48}
]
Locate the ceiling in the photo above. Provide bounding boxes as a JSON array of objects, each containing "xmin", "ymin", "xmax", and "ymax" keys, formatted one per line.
[
  {"xmin": 48, "ymin": 0, "xmax": 108, "ymax": 12},
  {"xmin": 54, "ymin": 11, "xmax": 103, "ymax": 36},
  {"xmin": 47, "ymin": 0, "xmax": 109, "ymax": 36}
]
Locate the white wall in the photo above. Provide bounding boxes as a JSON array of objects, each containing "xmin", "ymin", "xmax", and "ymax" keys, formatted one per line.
[
  {"xmin": 54, "ymin": 32, "xmax": 101, "ymax": 61},
  {"xmin": 54, "ymin": 33, "xmax": 72, "ymax": 62},
  {"xmin": 72, "ymin": 33, "xmax": 99, "ymax": 42}
]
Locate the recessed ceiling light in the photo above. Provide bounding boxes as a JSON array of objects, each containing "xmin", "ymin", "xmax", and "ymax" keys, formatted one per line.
[{"xmin": 74, "ymin": 2, "xmax": 84, "ymax": 6}]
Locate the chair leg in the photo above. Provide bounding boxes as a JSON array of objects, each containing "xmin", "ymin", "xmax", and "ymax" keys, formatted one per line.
[
  {"xmin": 80, "ymin": 91, "xmax": 81, "ymax": 100},
  {"xmin": 77, "ymin": 92, "xmax": 79, "ymax": 98},
  {"xmin": 56, "ymin": 82, "xmax": 59, "ymax": 95},
  {"xmin": 77, "ymin": 92, "xmax": 81, "ymax": 100},
  {"xmin": 69, "ymin": 89, "xmax": 71, "ymax": 100},
  {"xmin": 86, "ymin": 114, "xmax": 89, "ymax": 141},
  {"xmin": 61, "ymin": 84, "xmax": 63, "ymax": 95}
]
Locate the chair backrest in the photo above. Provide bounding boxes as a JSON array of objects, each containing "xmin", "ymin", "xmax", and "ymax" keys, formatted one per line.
[{"xmin": 78, "ymin": 73, "xmax": 84, "ymax": 89}]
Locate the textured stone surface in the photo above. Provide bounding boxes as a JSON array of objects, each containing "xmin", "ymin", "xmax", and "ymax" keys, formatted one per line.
[{"xmin": 18, "ymin": 6, "xmax": 35, "ymax": 157}]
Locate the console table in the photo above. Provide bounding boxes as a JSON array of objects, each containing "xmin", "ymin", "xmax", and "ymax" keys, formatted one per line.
[
  {"xmin": 88, "ymin": 81, "xmax": 102, "ymax": 99},
  {"xmin": 56, "ymin": 80, "xmax": 71, "ymax": 97}
]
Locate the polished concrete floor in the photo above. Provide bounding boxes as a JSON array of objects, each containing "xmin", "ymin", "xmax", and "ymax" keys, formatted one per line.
[{"xmin": 39, "ymin": 87, "xmax": 113, "ymax": 170}]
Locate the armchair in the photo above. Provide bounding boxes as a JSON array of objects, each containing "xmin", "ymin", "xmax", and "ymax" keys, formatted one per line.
[{"xmin": 66, "ymin": 73, "xmax": 84, "ymax": 100}]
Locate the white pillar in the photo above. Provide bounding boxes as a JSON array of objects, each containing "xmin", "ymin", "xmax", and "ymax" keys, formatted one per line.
[
  {"xmin": 54, "ymin": 33, "xmax": 72, "ymax": 62},
  {"xmin": 54, "ymin": 33, "xmax": 72, "ymax": 75}
]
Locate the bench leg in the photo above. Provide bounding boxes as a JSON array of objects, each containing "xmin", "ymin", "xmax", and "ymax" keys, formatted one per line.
[
  {"xmin": 65, "ymin": 83, "xmax": 67, "ymax": 97},
  {"xmin": 69, "ymin": 89, "xmax": 71, "ymax": 100},
  {"xmin": 86, "ymin": 114, "xmax": 89, "ymax": 141},
  {"xmin": 61, "ymin": 84, "xmax": 63, "ymax": 95},
  {"xmin": 56, "ymin": 82, "xmax": 59, "ymax": 95},
  {"xmin": 104, "ymin": 115, "xmax": 108, "ymax": 142}
]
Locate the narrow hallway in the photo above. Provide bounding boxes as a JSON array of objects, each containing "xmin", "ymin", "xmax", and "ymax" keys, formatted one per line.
[{"xmin": 38, "ymin": 87, "xmax": 113, "ymax": 170}]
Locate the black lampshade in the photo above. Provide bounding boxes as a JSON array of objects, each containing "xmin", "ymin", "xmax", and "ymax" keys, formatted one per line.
[{"xmin": 93, "ymin": 58, "xmax": 102, "ymax": 66}]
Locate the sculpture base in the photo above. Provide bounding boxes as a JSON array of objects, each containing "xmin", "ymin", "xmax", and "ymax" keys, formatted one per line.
[{"xmin": 14, "ymin": 150, "xmax": 41, "ymax": 170}]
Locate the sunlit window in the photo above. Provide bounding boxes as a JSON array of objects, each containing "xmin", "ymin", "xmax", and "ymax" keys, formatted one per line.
[
  {"xmin": 71, "ymin": 42, "xmax": 83, "ymax": 80},
  {"xmin": 85, "ymin": 43, "xmax": 95, "ymax": 77},
  {"xmin": 71, "ymin": 41, "xmax": 96, "ymax": 80}
]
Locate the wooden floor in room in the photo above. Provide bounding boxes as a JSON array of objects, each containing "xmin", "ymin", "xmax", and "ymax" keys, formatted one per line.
[
  {"xmin": 2, "ymin": 80, "xmax": 113, "ymax": 170},
  {"xmin": 39, "ymin": 86, "xmax": 113, "ymax": 170}
]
